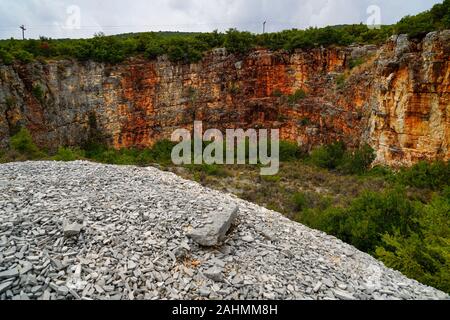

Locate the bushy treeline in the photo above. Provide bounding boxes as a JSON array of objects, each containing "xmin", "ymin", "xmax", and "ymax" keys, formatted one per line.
[
  {"xmin": 0, "ymin": 26, "xmax": 396, "ymax": 64},
  {"xmin": 0, "ymin": 127, "xmax": 306, "ymax": 165},
  {"xmin": 395, "ymin": 0, "xmax": 450, "ymax": 38},
  {"xmin": 0, "ymin": 27, "xmax": 379, "ymax": 65},
  {"xmin": 0, "ymin": 1, "xmax": 448, "ymax": 65}
]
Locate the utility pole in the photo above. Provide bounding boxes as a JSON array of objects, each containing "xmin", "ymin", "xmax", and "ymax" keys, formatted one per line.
[
  {"xmin": 19, "ymin": 25, "xmax": 26, "ymax": 40},
  {"xmin": 263, "ymin": 21, "xmax": 267, "ymax": 34}
]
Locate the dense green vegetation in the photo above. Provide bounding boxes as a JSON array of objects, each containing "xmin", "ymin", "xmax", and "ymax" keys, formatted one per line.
[
  {"xmin": 395, "ymin": 0, "xmax": 450, "ymax": 38},
  {"xmin": 287, "ymin": 89, "xmax": 307, "ymax": 106},
  {"xmin": 299, "ymin": 183, "xmax": 449, "ymax": 293},
  {"xmin": 4, "ymin": 127, "xmax": 45, "ymax": 161},
  {"xmin": 309, "ymin": 142, "xmax": 376, "ymax": 175},
  {"xmin": 0, "ymin": 1, "xmax": 448, "ymax": 65}
]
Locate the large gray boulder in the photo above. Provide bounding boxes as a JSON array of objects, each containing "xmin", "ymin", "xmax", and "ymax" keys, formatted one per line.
[{"xmin": 188, "ymin": 206, "xmax": 239, "ymax": 246}]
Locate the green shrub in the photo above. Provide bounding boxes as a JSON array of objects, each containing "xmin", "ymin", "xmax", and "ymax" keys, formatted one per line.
[
  {"xmin": 13, "ymin": 49, "xmax": 34, "ymax": 63},
  {"xmin": 292, "ymin": 192, "xmax": 308, "ymax": 212},
  {"xmin": 261, "ymin": 175, "xmax": 281, "ymax": 183},
  {"xmin": 187, "ymin": 163, "xmax": 229, "ymax": 177},
  {"xmin": 0, "ymin": 149, "xmax": 6, "ymax": 163},
  {"xmin": 367, "ymin": 165, "xmax": 393, "ymax": 177},
  {"xmin": 32, "ymin": 85, "xmax": 44, "ymax": 102},
  {"xmin": 145, "ymin": 42, "xmax": 165, "ymax": 59},
  {"xmin": 53, "ymin": 147, "xmax": 85, "ymax": 162},
  {"xmin": 80, "ymin": 140, "xmax": 175, "ymax": 166},
  {"xmin": 397, "ymin": 161, "xmax": 449, "ymax": 190},
  {"xmin": 300, "ymin": 188, "xmax": 418, "ymax": 253},
  {"xmin": 339, "ymin": 144, "xmax": 376, "ymax": 175},
  {"xmin": 165, "ymin": 37, "xmax": 204, "ymax": 63},
  {"xmin": 442, "ymin": 185, "xmax": 450, "ymax": 199},
  {"xmin": 287, "ymin": 89, "xmax": 307, "ymax": 105},
  {"xmin": 96, "ymin": 149, "xmax": 120, "ymax": 164},
  {"xmin": 9, "ymin": 127, "xmax": 43, "ymax": 159},
  {"xmin": 285, "ymin": 33, "xmax": 315, "ymax": 51},
  {"xmin": 308, "ymin": 142, "xmax": 375, "ymax": 174},
  {"xmin": 309, "ymin": 141, "xmax": 346, "ymax": 170},
  {"xmin": 335, "ymin": 74, "xmax": 346, "ymax": 89},
  {"xmin": 0, "ymin": 48, "xmax": 14, "ymax": 64},
  {"xmin": 376, "ymin": 194, "xmax": 450, "ymax": 293},
  {"xmin": 114, "ymin": 153, "xmax": 138, "ymax": 165},
  {"xmin": 83, "ymin": 142, "xmax": 108, "ymax": 160},
  {"xmin": 223, "ymin": 29, "xmax": 254, "ymax": 55},
  {"xmin": 133, "ymin": 149, "xmax": 153, "ymax": 166},
  {"xmin": 149, "ymin": 140, "xmax": 176, "ymax": 163},
  {"xmin": 201, "ymin": 164, "xmax": 229, "ymax": 177},
  {"xmin": 5, "ymin": 97, "xmax": 15, "ymax": 108},
  {"xmin": 89, "ymin": 33, "xmax": 127, "ymax": 63},
  {"xmin": 279, "ymin": 141, "xmax": 303, "ymax": 162},
  {"xmin": 349, "ymin": 57, "xmax": 365, "ymax": 69}
]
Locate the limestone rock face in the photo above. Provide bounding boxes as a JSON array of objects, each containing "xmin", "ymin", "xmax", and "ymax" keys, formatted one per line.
[
  {"xmin": 367, "ymin": 31, "xmax": 450, "ymax": 166},
  {"xmin": 0, "ymin": 31, "xmax": 448, "ymax": 167}
]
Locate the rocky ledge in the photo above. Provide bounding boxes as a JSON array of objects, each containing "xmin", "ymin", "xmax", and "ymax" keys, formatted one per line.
[{"xmin": 0, "ymin": 161, "xmax": 448, "ymax": 300}]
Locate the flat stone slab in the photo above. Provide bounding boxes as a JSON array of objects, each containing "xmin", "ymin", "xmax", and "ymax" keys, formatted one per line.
[
  {"xmin": 0, "ymin": 281, "xmax": 13, "ymax": 294},
  {"xmin": 188, "ymin": 206, "xmax": 239, "ymax": 246},
  {"xmin": 0, "ymin": 268, "xmax": 19, "ymax": 280}
]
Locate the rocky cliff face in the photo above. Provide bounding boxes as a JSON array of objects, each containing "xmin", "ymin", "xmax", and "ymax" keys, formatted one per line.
[
  {"xmin": 0, "ymin": 31, "xmax": 448, "ymax": 166},
  {"xmin": 367, "ymin": 32, "xmax": 449, "ymax": 166}
]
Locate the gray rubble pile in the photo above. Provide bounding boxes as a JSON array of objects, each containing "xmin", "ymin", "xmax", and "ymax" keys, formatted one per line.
[{"xmin": 0, "ymin": 161, "xmax": 448, "ymax": 300}]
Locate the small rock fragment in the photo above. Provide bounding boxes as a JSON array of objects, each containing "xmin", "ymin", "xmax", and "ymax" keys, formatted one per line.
[
  {"xmin": 313, "ymin": 282, "xmax": 322, "ymax": 293},
  {"xmin": 63, "ymin": 223, "xmax": 83, "ymax": 238},
  {"xmin": 127, "ymin": 261, "xmax": 137, "ymax": 270},
  {"xmin": 333, "ymin": 289, "xmax": 356, "ymax": 300},
  {"xmin": 12, "ymin": 294, "xmax": 30, "ymax": 301},
  {"xmin": 203, "ymin": 267, "xmax": 224, "ymax": 282}
]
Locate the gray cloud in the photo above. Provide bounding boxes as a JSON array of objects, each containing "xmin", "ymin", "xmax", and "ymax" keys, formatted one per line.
[{"xmin": 0, "ymin": 0, "xmax": 443, "ymax": 39}]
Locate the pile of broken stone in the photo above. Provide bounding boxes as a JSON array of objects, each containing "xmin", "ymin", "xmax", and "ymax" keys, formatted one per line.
[{"xmin": 0, "ymin": 161, "xmax": 448, "ymax": 300}]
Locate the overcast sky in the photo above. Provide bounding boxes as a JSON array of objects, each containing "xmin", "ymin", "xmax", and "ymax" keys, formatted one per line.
[{"xmin": 0, "ymin": 0, "xmax": 443, "ymax": 39}]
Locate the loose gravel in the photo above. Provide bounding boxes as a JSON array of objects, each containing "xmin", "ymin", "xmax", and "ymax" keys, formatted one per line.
[{"xmin": 0, "ymin": 161, "xmax": 448, "ymax": 300}]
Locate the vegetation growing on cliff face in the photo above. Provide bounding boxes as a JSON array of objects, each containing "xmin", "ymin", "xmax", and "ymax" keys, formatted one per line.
[
  {"xmin": 2, "ymin": 127, "xmax": 45, "ymax": 161},
  {"xmin": 0, "ymin": 1, "xmax": 448, "ymax": 65}
]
